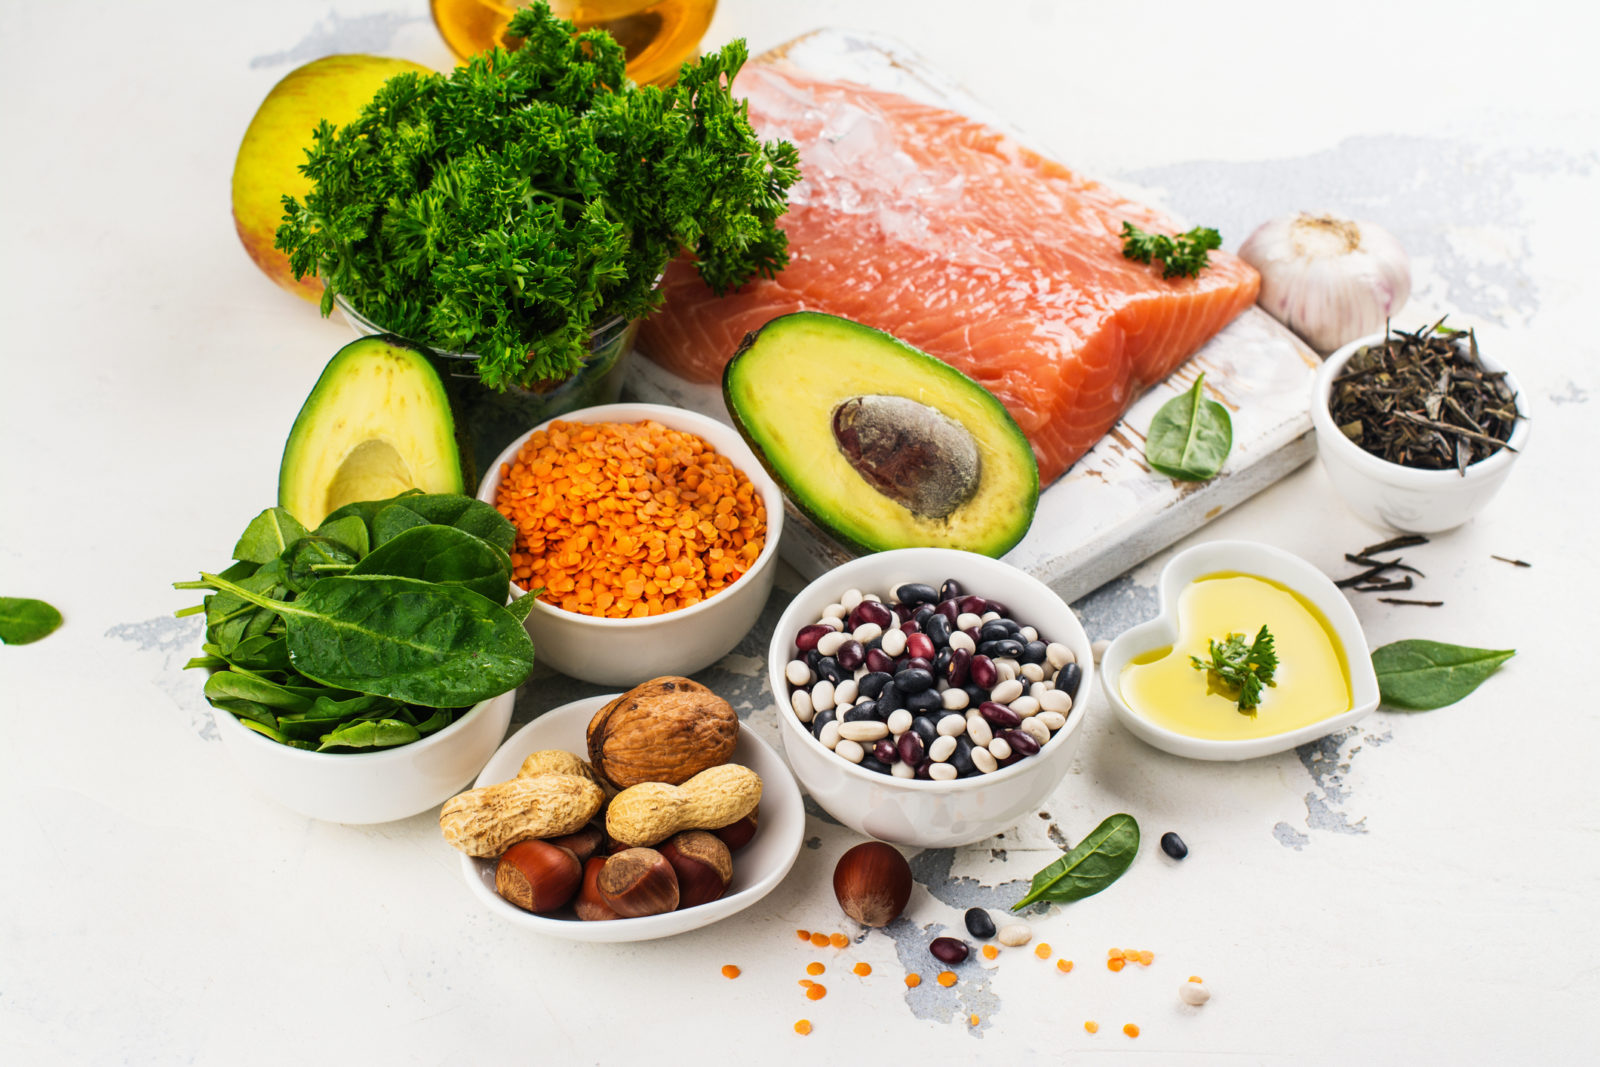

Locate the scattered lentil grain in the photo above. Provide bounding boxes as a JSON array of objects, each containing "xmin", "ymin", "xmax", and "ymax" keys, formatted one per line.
[
  {"xmin": 1123, "ymin": 1023, "xmax": 1140, "ymax": 1038},
  {"xmin": 1057, "ymin": 959, "xmax": 1073, "ymax": 973},
  {"xmin": 794, "ymin": 1020, "xmax": 812, "ymax": 1036},
  {"xmin": 830, "ymin": 932, "xmax": 849, "ymax": 949},
  {"xmin": 806, "ymin": 961, "xmax": 825, "ymax": 976},
  {"xmin": 796, "ymin": 929, "xmax": 810, "ymax": 941},
  {"xmin": 1085, "ymin": 1021, "xmax": 1099, "ymax": 1034},
  {"xmin": 810, "ymin": 932, "xmax": 830, "ymax": 948},
  {"xmin": 981, "ymin": 945, "xmax": 999, "ymax": 960},
  {"xmin": 806, "ymin": 983, "xmax": 827, "ymax": 1001},
  {"xmin": 721, "ymin": 964, "xmax": 740, "ymax": 979},
  {"xmin": 1034, "ymin": 943, "xmax": 1052, "ymax": 959},
  {"xmin": 905, "ymin": 974, "xmax": 922, "ymax": 988},
  {"xmin": 937, "ymin": 971, "xmax": 958, "ymax": 988},
  {"xmin": 1108, "ymin": 958, "xmax": 1126, "ymax": 972},
  {"xmin": 853, "ymin": 962, "xmax": 872, "ymax": 977}
]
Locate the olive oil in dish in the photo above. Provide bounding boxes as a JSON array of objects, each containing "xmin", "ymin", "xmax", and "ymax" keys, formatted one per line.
[{"xmin": 1119, "ymin": 573, "xmax": 1350, "ymax": 741}]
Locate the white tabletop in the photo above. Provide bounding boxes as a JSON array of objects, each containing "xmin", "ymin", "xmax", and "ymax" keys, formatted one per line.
[{"xmin": 3, "ymin": 1, "xmax": 1595, "ymax": 1063}]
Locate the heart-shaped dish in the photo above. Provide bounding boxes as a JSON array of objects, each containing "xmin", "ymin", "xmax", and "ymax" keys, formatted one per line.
[{"xmin": 1100, "ymin": 540, "xmax": 1379, "ymax": 761}]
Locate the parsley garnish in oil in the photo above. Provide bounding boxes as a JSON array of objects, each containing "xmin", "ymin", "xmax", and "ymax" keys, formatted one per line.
[
  {"xmin": 275, "ymin": 2, "xmax": 800, "ymax": 391},
  {"xmin": 1191, "ymin": 625, "xmax": 1278, "ymax": 712},
  {"xmin": 1120, "ymin": 222, "xmax": 1223, "ymax": 279}
]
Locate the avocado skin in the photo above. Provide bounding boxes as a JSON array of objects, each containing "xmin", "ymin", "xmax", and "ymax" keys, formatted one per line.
[
  {"xmin": 722, "ymin": 312, "xmax": 1038, "ymax": 557},
  {"xmin": 278, "ymin": 334, "xmax": 467, "ymax": 529}
]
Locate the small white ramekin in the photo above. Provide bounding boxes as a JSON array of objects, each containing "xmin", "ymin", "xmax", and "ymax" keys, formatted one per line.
[
  {"xmin": 1311, "ymin": 330, "xmax": 1529, "ymax": 533},
  {"xmin": 478, "ymin": 403, "xmax": 783, "ymax": 687}
]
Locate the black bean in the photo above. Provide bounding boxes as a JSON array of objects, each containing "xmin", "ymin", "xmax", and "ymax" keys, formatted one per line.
[
  {"xmin": 939, "ymin": 578, "xmax": 964, "ymax": 601},
  {"xmin": 904, "ymin": 687, "xmax": 943, "ymax": 713},
  {"xmin": 895, "ymin": 667, "xmax": 934, "ymax": 693},
  {"xmin": 978, "ymin": 620, "xmax": 1012, "ymax": 643},
  {"xmin": 873, "ymin": 739, "xmax": 899, "ymax": 764},
  {"xmin": 857, "ymin": 671, "xmax": 893, "ymax": 699},
  {"xmin": 922, "ymin": 613, "xmax": 952, "ymax": 647},
  {"xmin": 978, "ymin": 638, "xmax": 1024, "ymax": 659},
  {"xmin": 913, "ymin": 603, "xmax": 936, "ymax": 626},
  {"xmin": 948, "ymin": 735, "xmax": 976, "ymax": 777},
  {"xmin": 816, "ymin": 656, "xmax": 845, "ymax": 684},
  {"xmin": 896, "ymin": 582, "xmax": 939, "ymax": 606},
  {"xmin": 910, "ymin": 715, "xmax": 939, "ymax": 748},
  {"xmin": 842, "ymin": 702, "xmax": 881, "ymax": 723},
  {"xmin": 1160, "ymin": 832, "xmax": 1188, "ymax": 860},
  {"xmin": 810, "ymin": 708, "xmax": 837, "ymax": 740},
  {"xmin": 964, "ymin": 908, "xmax": 996, "ymax": 940},
  {"xmin": 1020, "ymin": 640, "xmax": 1048, "ymax": 665},
  {"xmin": 962, "ymin": 682, "xmax": 987, "ymax": 706},
  {"xmin": 932, "ymin": 647, "xmax": 953, "ymax": 677},
  {"xmin": 859, "ymin": 756, "xmax": 892, "ymax": 775},
  {"xmin": 1057, "ymin": 662, "xmax": 1082, "ymax": 699},
  {"xmin": 999, "ymin": 618, "xmax": 1023, "ymax": 635},
  {"xmin": 804, "ymin": 648, "xmax": 822, "ymax": 671},
  {"xmin": 930, "ymin": 937, "xmax": 969, "ymax": 964},
  {"xmin": 876, "ymin": 681, "xmax": 903, "ymax": 716},
  {"xmin": 897, "ymin": 732, "xmax": 925, "ymax": 765}
]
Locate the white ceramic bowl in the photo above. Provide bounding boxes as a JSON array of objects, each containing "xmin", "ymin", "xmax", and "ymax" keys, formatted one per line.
[
  {"xmin": 1312, "ymin": 330, "xmax": 1529, "ymax": 533},
  {"xmin": 211, "ymin": 691, "xmax": 515, "ymax": 824},
  {"xmin": 457, "ymin": 693, "xmax": 804, "ymax": 941},
  {"xmin": 768, "ymin": 548, "xmax": 1093, "ymax": 849},
  {"xmin": 1100, "ymin": 540, "xmax": 1379, "ymax": 761},
  {"xmin": 477, "ymin": 403, "xmax": 783, "ymax": 687}
]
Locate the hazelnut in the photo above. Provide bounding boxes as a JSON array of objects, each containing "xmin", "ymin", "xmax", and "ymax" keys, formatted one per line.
[
  {"xmin": 832, "ymin": 841, "xmax": 913, "ymax": 927},
  {"xmin": 546, "ymin": 823, "xmax": 606, "ymax": 863},
  {"xmin": 598, "ymin": 847, "xmax": 680, "ymax": 917},
  {"xmin": 575, "ymin": 856, "xmax": 621, "ymax": 921},
  {"xmin": 711, "ymin": 808, "xmax": 759, "ymax": 852},
  {"xmin": 659, "ymin": 830, "xmax": 733, "ymax": 909},
  {"xmin": 495, "ymin": 840, "xmax": 582, "ymax": 914}
]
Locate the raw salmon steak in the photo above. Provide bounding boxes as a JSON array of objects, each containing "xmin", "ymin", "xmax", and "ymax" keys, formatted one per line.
[{"xmin": 637, "ymin": 64, "xmax": 1261, "ymax": 484}]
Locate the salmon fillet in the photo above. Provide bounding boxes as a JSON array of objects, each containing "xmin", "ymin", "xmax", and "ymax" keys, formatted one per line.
[{"xmin": 637, "ymin": 64, "xmax": 1261, "ymax": 484}]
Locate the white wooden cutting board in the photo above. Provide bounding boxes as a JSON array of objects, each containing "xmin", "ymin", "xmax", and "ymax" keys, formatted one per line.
[{"xmin": 626, "ymin": 29, "xmax": 1320, "ymax": 604}]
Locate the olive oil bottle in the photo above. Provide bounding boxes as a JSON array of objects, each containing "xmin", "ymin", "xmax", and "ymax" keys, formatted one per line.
[{"xmin": 430, "ymin": 0, "xmax": 719, "ymax": 85}]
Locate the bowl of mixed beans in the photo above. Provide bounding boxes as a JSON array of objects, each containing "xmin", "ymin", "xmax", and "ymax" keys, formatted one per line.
[{"xmin": 477, "ymin": 402, "xmax": 783, "ymax": 686}]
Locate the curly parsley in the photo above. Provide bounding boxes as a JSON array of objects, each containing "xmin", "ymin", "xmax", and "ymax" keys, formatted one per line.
[
  {"xmin": 275, "ymin": 2, "xmax": 800, "ymax": 390},
  {"xmin": 1120, "ymin": 222, "xmax": 1222, "ymax": 279},
  {"xmin": 1191, "ymin": 625, "xmax": 1278, "ymax": 711}
]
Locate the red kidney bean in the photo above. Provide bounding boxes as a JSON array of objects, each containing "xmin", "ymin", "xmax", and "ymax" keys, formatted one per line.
[
  {"xmin": 866, "ymin": 648, "xmax": 896, "ymax": 674},
  {"xmin": 902, "ymin": 657, "xmax": 933, "ymax": 674},
  {"xmin": 905, "ymin": 632, "xmax": 936, "ymax": 661},
  {"xmin": 958, "ymin": 595, "xmax": 987, "ymax": 616},
  {"xmin": 796, "ymin": 624, "xmax": 831, "ymax": 651},
  {"xmin": 935, "ymin": 599, "xmax": 960, "ymax": 625},
  {"xmin": 970, "ymin": 654, "xmax": 998, "ymax": 690},
  {"xmin": 998, "ymin": 751, "xmax": 1027, "ymax": 768},
  {"xmin": 998, "ymin": 729, "xmax": 1039, "ymax": 756},
  {"xmin": 836, "ymin": 639, "xmax": 865, "ymax": 671},
  {"xmin": 963, "ymin": 626, "xmax": 981, "ymax": 645},
  {"xmin": 915, "ymin": 759, "xmax": 933, "ymax": 780},
  {"xmin": 900, "ymin": 619, "xmax": 921, "ymax": 635},
  {"xmin": 849, "ymin": 600, "xmax": 893, "ymax": 630},
  {"xmin": 892, "ymin": 601, "xmax": 919, "ymax": 622},
  {"xmin": 873, "ymin": 738, "xmax": 899, "ymax": 764},
  {"xmin": 945, "ymin": 647, "xmax": 971, "ymax": 688},
  {"xmin": 978, "ymin": 701, "xmax": 1021, "ymax": 729},
  {"xmin": 930, "ymin": 937, "xmax": 970, "ymax": 964},
  {"xmin": 985, "ymin": 600, "xmax": 1010, "ymax": 618},
  {"xmin": 897, "ymin": 732, "xmax": 925, "ymax": 765}
]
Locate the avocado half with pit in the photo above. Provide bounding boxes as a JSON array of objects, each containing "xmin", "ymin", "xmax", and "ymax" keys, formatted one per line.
[
  {"xmin": 279, "ymin": 335, "xmax": 465, "ymax": 529},
  {"xmin": 723, "ymin": 312, "xmax": 1039, "ymax": 557}
]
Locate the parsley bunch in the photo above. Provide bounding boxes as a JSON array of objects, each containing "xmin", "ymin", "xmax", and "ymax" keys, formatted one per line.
[
  {"xmin": 1191, "ymin": 625, "xmax": 1278, "ymax": 711},
  {"xmin": 275, "ymin": 3, "xmax": 800, "ymax": 390},
  {"xmin": 1120, "ymin": 222, "xmax": 1223, "ymax": 279}
]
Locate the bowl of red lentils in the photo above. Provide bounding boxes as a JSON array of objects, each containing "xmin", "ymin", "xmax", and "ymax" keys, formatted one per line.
[{"xmin": 477, "ymin": 402, "xmax": 783, "ymax": 686}]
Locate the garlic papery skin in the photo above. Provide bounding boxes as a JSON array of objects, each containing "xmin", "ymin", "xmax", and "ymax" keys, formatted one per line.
[{"xmin": 1239, "ymin": 213, "xmax": 1411, "ymax": 354}]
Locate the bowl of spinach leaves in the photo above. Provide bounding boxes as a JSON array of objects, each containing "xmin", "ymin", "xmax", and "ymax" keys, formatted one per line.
[
  {"xmin": 175, "ymin": 492, "xmax": 537, "ymax": 823},
  {"xmin": 277, "ymin": 2, "xmax": 800, "ymax": 471}
]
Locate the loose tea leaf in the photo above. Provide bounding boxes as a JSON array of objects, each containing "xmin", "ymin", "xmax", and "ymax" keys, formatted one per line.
[
  {"xmin": 1372, "ymin": 639, "xmax": 1514, "ymax": 709},
  {"xmin": 1145, "ymin": 374, "xmax": 1233, "ymax": 481},
  {"xmin": 0, "ymin": 597, "xmax": 63, "ymax": 645},
  {"xmin": 1013, "ymin": 813, "xmax": 1140, "ymax": 910}
]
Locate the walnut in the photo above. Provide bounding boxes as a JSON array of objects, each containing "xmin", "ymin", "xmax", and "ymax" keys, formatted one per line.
[{"xmin": 586, "ymin": 676, "xmax": 739, "ymax": 788}]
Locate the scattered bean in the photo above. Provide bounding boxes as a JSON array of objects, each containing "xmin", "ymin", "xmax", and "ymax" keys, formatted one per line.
[
  {"xmin": 1160, "ymin": 832, "xmax": 1188, "ymax": 860},
  {"xmin": 964, "ymin": 908, "xmax": 996, "ymax": 940},
  {"xmin": 852, "ymin": 622, "xmax": 883, "ymax": 645},
  {"xmin": 1091, "ymin": 639, "xmax": 1110, "ymax": 663},
  {"xmin": 841, "ymin": 588, "xmax": 864, "ymax": 611},
  {"xmin": 1020, "ymin": 662, "xmax": 1045, "ymax": 683},
  {"xmin": 873, "ymin": 739, "xmax": 898, "ymax": 764},
  {"xmin": 1045, "ymin": 642, "xmax": 1074, "ymax": 669},
  {"xmin": 930, "ymin": 937, "xmax": 969, "ymax": 963},
  {"xmin": 948, "ymin": 630, "xmax": 976, "ymax": 654},
  {"xmin": 1040, "ymin": 689, "xmax": 1073, "ymax": 714},
  {"xmin": 997, "ymin": 924, "xmax": 1032, "ymax": 947},
  {"xmin": 1036, "ymin": 710, "xmax": 1067, "ymax": 731},
  {"xmin": 833, "ymin": 679, "xmax": 858, "ymax": 706},
  {"xmin": 1179, "ymin": 982, "xmax": 1210, "ymax": 1006},
  {"xmin": 891, "ymin": 761, "xmax": 916, "ymax": 778}
]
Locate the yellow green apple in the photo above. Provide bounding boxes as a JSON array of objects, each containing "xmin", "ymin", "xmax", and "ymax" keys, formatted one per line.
[{"xmin": 231, "ymin": 54, "xmax": 431, "ymax": 300}]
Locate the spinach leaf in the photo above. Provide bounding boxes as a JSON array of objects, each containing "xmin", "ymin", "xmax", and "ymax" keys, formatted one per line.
[
  {"xmin": 351, "ymin": 524, "xmax": 511, "ymax": 603},
  {"xmin": 507, "ymin": 593, "xmax": 537, "ymax": 623},
  {"xmin": 282, "ymin": 536, "xmax": 359, "ymax": 594},
  {"xmin": 313, "ymin": 514, "xmax": 371, "ymax": 559},
  {"xmin": 222, "ymin": 634, "xmax": 293, "ymax": 673},
  {"xmin": 195, "ymin": 571, "xmax": 535, "ymax": 707},
  {"xmin": 321, "ymin": 490, "xmax": 423, "ymax": 538},
  {"xmin": 216, "ymin": 559, "xmax": 260, "ymax": 582},
  {"xmin": 203, "ymin": 670, "xmax": 337, "ymax": 715},
  {"xmin": 1145, "ymin": 374, "xmax": 1232, "ymax": 481},
  {"xmin": 1013, "ymin": 814, "xmax": 1140, "ymax": 911},
  {"xmin": 1372, "ymin": 639, "xmax": 1514, "ymax": 709},
  {"xmin": 202, "ymin": 561, "xmax": 290, "ymax": 653},
  {"xmin": 0, "ymin": 597, "xmax": 63, "ymax": 645},
  {"xmin": 233, "ymin": 508, "xmax": 310, "ymax": 564},
  {"xmin": 317, "ymin": 718, "xmax": 423, "ymax": 751},
  {"xmin": 372, "ymin": 495, "xmax": 516, "ymax": 554}
]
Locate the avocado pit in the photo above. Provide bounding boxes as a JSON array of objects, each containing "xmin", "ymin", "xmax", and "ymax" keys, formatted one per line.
[{"xmin": 831, "ymin": 395, "xmax": 981, "ymax": 520}]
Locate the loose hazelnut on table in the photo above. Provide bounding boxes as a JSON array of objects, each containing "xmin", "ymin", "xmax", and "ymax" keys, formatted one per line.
[
  {"xmin": 832, "ymin": 841, "xmax": 913, "ymax": 927},
  {"xmin": 495, "ymin": 840, "xmax": 582, "ymax": 914}
]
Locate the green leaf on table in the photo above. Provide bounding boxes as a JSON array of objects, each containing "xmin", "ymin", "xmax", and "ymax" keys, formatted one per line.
[
  {"xmin": 232, "ymin": 508, "xmax": 310, "ymax": 564},
  {"xmin": 1145, "ymin": 374, "xmax": 1232, "ymax": 481},
  {"xmin": 351, "ymin": 524, "xmax": 511, "ymax": 604},
  {"xmin": 0, "ymin": 597, "xmax": 63, "ymax": 645},
  {"xmin": 1372, "ymin": 639, "xmax": 1515, "ymax": 710},
  {"xmin": 1013, "ymin": 813, "xmax": 1141, "ymax": 911}
]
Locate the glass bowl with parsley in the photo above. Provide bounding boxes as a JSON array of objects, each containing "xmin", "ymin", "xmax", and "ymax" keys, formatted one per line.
[{"xmin": 275, "ymin": 2, "xmax": 799, "ymax": 469}]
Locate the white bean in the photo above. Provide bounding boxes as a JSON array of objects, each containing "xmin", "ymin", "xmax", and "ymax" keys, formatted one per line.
[
  {"xmin": 990, "ymin": 678, "xmax": 1024, "ymax": 704},
  {"xmin": 818, "ymin": 616, "xmax": 844, "ymax": 631},
  {"xmin": 785, "ymin": 659, "xmax": 811, "ymax": 686},
  {"xmin": 1091, "ymin": 639, "xmax": 1111, "ymax": 663},
  {"xmin": 1179, "ymin": 982, "xmax": 1211, "ymax": 1006},
  {"xmin": 972, "ymin": 747, "xmax": 999, "ymax": 774},
  {"xmin": 841, "ymin": 588, "xmax": 864, "ymax": 611},
  {"xmin": 816, "ymin": 630, "xmax": 848, "ymax": 656},
  {"xmin": 966, "ymin": 715, "xmax": 993, "ymax": 748},
  {"xmin": 835, "ymin": 738, "xmax": 865, "ymax": 763},
  {"xmin": 1010, "ymin": 695, "xmax": 1040, "ymax": 718},
  {"xmin": 823, "ymin": 603, "xmax": 848, "ymax": 620},
  {"xmin": 1045, "ymin": 642, "xmax": 1074, "ymax": 670},
  {"xmin": 980, "ymin": 611, "xmax": 1001, "ymax": 623},
  {"xmin": 838, "ymin": 720, "xmax": 889, "ymax": 743},
  {"xmin": 863, "ymin": 592, "xmax": 882, "ymax": 602},
  {"xmin": 1037, "ymin": 710, "xmax": 1067, "ymax": 731},
  {"xmin": 941, "ymin": 687, "xmax": 969, "ymax": 711},
  {"xmin": 791, "ymin": 688, "xmax": 814, "ymax": 723},
  {"xmin": 811, "ymin": 679, "xmax": 835, "ymax": 713},
  {"xmin": 1020, "ymin": 662, "xmax": 1045, "ymax": 683},
  {"xmin": 1021, "ymin": 717, "xmax": 1050, "ymax": 746},
  {"xmin": 1040, "ymin": 689, "xmax": 1073, "ymax": 713},
  {"xmin": 936, "ymin": 713, "xmax": 967, "ymax": 737},
  {"xmin": 834, "ymin": 679, "xmax": 858, "ymax": 706},
  {"xmin": 820, "ymin": 720, "xmax": 841, "ymax": 750},
  {"xmin": 1020, "ymin": 626, "xmax": 1038, "ymax": 642},
  {"xmin": 1029, "ymin": 681, "xmax": 1051, "ymax": 702},
  {"xmin": 852, "ymin": 622, "xmax": 883, "ymax": 644},
  {"xmin": 956, "ymin": 612, "xmax": 982, "ymax": 631},
  {"xmin": 948, "ymin": 631, "xmax": 976, "ymax": 654},
  {"xmin": 891, "ymin": 760, "xmax": 916, "ymax": 779},
  {"xmin": 887, "ymin": 709, "xmax": 913, "ymax": 735},
  {"xmin": 996, "ymin": 660, "xmax": 1017, "ymax": 683},
  {"xmin": 880, "ymin": 629, "xmax": 908, "ymax": 657},
  {"xmin": 929, "ymin": 763, "xmax": 958, "ymax": 781},
  {"xmin": 997, "ymin": 924, "xmax": 1032, "ymax": 947},
  {"xmin": 929, "ymin": 735, "xmax": 957, "ymax": 762},
  {"xmin": 989, "ymin": 737, "xmax": 1012, "ymax": 760}
]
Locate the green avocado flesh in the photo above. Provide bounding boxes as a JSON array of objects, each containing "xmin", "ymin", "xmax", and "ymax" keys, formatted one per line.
[
  {"xmin": 723, "ymin": 312, "xmax": 1039, "ymax": 557},
  {"xmin": 279, "ymin": 336, "xmax": 465, "ymax": 529}
]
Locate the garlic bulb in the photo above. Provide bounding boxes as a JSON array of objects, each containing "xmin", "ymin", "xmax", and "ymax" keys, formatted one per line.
[{"xmin": 1239, "ymin": 213, "xmax": 1411, "ymax": 353}]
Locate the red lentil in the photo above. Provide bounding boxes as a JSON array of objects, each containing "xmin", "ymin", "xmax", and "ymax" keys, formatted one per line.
[{"xmin": 721, "ymin": 964, "xmax": 740, "ymax": 979}]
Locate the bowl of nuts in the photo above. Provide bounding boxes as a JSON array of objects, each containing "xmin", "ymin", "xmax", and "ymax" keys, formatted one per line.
[
  {"xmin": 446, "ymin": 682, "xmax": 805, "ymax": 941},
  {"xmin": 768, "ymin": 547, "xmax": 1093, "ymax": 848}
]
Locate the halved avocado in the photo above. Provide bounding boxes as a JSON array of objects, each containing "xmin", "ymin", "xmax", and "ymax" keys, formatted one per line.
[
  {"xmin": 723, "ymin": 312, "xmax": 1038, "ymax": 557},
  {"xmin": 278, "ymin": 335, "xmax": 465, "ymax": 529}
]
